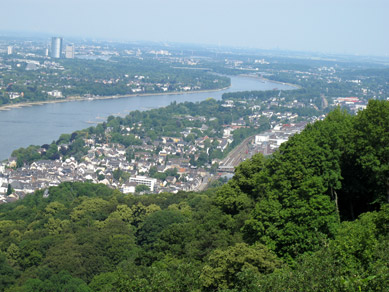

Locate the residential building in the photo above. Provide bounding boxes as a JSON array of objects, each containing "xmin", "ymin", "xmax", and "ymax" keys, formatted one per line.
[{"xmin": 47, "ymin": 90, "xmax": 63, "ymax": 98}]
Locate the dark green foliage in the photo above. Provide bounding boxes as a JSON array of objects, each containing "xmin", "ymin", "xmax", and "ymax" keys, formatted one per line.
[
  {"xmin": 256, "ymin": 205, "xmax": 389, "ymax": 292},
  {"xmin": 242, "ymin": 109, "xmax": 352, "ymax": 260},
  {"xmin": 343, "ymin": 100, "xmax": 389, "ymax": 214},
  {"xmin": 149, "ymin": 167, "xmax": 179, "ymax": 181},
  {"xmin": 135, "ymin": 185, "xmax": 150, "ymax": 193},
  {"xmin": 200, "ymin": 243, "xmax": 281, "ymax": 291},
  {"xmin": 11, "ymin": 132, "xmax": 89, "ymax": 166},
  {"xmin": 0, "ymin": 252, "xmax": 19, "ymax": 289},
  {"xmin": 137, "ymin": 210, "xmax": 186, "ymax": 245},
  {"xmin": 11, "ymin": 145, "xmax": 41, "ymax": 167},
  {"xmin": 240, "ymin": 102, "xmax": 389, "ymax": 262},
  {"xmin": 6, "ymin": 184, "xmax": 13, "ymax": 196},
  {"xmin": 9, "ymin": 270, "xmax": 90, "ymax": 292}
]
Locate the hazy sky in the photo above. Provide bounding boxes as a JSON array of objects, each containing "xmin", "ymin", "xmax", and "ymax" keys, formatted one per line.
[{"xmin": 1, "ymin": 0, "xmax": 388, "ymax": 56}]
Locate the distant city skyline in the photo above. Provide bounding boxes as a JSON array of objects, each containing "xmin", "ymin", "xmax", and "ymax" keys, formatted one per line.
[{"xmin": 0, "ymin": 0, "xmax": 388, "ymax": 57}]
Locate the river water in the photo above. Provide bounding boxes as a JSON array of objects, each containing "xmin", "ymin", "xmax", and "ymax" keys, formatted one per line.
[{"xmin": 0, "ymin": 76, "xmax": 294, "ymax": 160}]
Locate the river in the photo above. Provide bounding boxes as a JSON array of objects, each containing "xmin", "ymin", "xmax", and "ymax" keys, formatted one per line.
[{"xmin": 0, "ymin": 76, "xmax": 294, "ymax": 160}]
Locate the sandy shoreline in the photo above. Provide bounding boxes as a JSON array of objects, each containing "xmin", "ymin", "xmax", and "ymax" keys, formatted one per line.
[{"xmin": 0, "ymin": 86, "xmax": 231, "ymax": 111}]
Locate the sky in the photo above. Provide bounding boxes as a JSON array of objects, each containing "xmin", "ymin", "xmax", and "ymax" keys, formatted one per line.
[{"xmin": 1, "ymin": 0, "xmax": 388, "ymax": 56}]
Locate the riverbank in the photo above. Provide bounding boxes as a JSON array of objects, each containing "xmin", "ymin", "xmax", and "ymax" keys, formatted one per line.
[
  {"xmin": 239, "ymin": 74, "xmax": 301, "ymax": 90},
  {"xmin": 0, "ymin": 86, "xmax": 231, "ymax": 111},
  {"xmin": 0, "ymin": 75, "xmax": 283, "ymax": 160}
]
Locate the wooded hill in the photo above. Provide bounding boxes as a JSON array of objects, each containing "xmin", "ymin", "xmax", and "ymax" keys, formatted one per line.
[{"xmin": 0, "ymin": 100, "xmax": 388, "ymax": 291}]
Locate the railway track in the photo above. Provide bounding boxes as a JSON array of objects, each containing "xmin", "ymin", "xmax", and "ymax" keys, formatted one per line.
[{"xmin": 218, "ymin": 135, "xmax": 256, "ymax": 172}]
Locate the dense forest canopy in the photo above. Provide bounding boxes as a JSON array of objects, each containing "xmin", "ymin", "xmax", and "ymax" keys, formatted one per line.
[{"xmin": 0, "ymin": 100, "xmax": 388, "ymax": 291}]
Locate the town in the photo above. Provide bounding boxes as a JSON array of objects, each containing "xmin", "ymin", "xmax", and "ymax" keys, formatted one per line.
[{"xmin": 0, "ymin": 95, "xmax": 325, "ymax": 203}]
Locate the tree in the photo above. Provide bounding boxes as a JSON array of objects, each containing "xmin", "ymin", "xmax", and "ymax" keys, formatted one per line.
[
  {"xmin": 200, "ymin": 243, "xmax": 281, "ymax": 291},
  {"xmin": 45, "ymin": 142, "xmax": 60, "ymax": 160},
  {"xmin": 256, "ymin": 206, "xmax": 389, "ymax": 292},
  {"xmin": 0, "ymin": 251, "xmax": 18, "ymax": 289},
  {"xmin": 215, "ymin": 182, "xmax": 252, "ymax": 215},
  {"xmin": 232, "ymin": 153, "xmax": 266, "ymax": 198},
  {"xmin": 197, "ymin": 152, "xmax": 209, "ymax": 166},
  {"xmin": 18, "ymin": 270, "xmax": 90, "ymax": 292},
  {"xmin": 113, "ymin": 168, "xmax": 123, "ymax": 181},
  {"xmin": 135, "ymin": 184, "xmax": 150, "ymax": 193},
  {"xmin": 137, "ymin": 209, "xmax": 186, "ymax": 246},
  {"xmin": 242, "ymin": 110, "xmax": 352, "ymax": 260},
  {"xmin": 6, "ymin": 184, "xmax": 13, "ymax": 196},
  {"xmin": 351, "ymin": 100, "xmax": 389, "ymax": 204},
  {"xmin": 70, "ymin": 197, "xmax": 112, "ymax": 222}
]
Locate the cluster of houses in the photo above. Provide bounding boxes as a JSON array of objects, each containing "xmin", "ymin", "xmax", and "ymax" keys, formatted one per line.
[
  {"xmin": 0, "ymin": 140, "xmax": 212, "ymax": 203},
  {"xmin": 0, "ymin": 118, "xmax": 240, "ymax": 203}
]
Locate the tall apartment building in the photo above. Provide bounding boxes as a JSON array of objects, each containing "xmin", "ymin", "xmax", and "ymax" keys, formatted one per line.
[
  {"xmin": 65, "ymin": 44, "xmax": 75, "ymax": 59},
  {"xmin": 51, "ymin": 37, "xmax": 63, "ymax": 58},
  {"xmin": 7, "ymin": 46, "xmax": 13, "ymax": 55}
]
